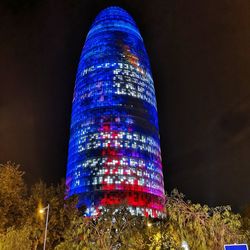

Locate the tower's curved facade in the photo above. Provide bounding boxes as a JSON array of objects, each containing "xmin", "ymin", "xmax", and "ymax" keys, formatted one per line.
[{"xmin": 66, "ymin": 6, "xmax": 165, "ymax": 217}]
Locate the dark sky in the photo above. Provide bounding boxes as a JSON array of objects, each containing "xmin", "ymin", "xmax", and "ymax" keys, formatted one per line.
[{"xmin": 0, "ymin": 0, "xmax": 249, "ymax": 211}]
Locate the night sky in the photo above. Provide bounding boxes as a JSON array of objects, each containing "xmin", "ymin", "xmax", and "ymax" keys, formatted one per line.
[{"xmin": 1, "ymin": 0, "xmax": 249, "ymax": 211}]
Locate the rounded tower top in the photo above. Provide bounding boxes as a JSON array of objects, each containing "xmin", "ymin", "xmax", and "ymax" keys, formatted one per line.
[{"xmin": 87, "ymin": 6, "xmax": 142, "ymax": 40}]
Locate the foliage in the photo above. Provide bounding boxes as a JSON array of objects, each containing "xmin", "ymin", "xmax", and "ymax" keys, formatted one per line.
[
  {"xmin": 165, "ymin": 189, "xmax": 247, "ymax": 249},
  {"xmin": 55, "ymin": 206, "xmax": 150, "ymax": 250},
  {"xmin": 26, "ymin": 180, "xmax": 81, "ymax": 249},
  {"xmin": 0, "ymin": 162, "xmax": 249, "ymax": 250},
  {"xmin": 0, "ymin": 226, "xmax": 32, "ymax": 250},
  {"xmin": 56, "ymin": 190, "xmax": 249, "ymax": 250},
  {"xmin": 0, "ymin": 162, "xmax": 27, "ymax": 233},
  {"xmin": 241, "ymin": 204, "xmax": 250, "ymax": 245},
  {"xmin": 0, "ymin": 162, "xmax": 81, "ymax": 249}
]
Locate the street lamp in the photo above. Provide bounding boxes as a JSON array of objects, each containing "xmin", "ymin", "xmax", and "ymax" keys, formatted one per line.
[
  {"xmin": 147, "ymin": 222, "xmax": 152, "ymax": 228},
  {"xmin": 39, "ymin": 204, "xmax": 50, "ymax": 250}
]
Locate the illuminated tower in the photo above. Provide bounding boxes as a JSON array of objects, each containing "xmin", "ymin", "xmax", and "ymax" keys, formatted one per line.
[{"xmin": 66, "ymin": 6, "xmax": 165, "ymax": 217}]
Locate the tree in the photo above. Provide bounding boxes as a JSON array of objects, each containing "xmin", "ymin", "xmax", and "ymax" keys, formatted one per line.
[
  {"xmin": 0, "ymin": 226, "xmax": 33, "ymax": 250},
  {"xmin": 26, "ymin": 180, "xmax": 81, "ymax": 249},
  {"xmin": 55, "ymin": 206, "xmax": 150, "ymax": 250},
  {"xmin": 165, "ymin": 189, "xmax": 247, "ymax": 249},
  {"xmin": 241, "ymin": 204, "xmax": 250, "ymax": 245},
  {"xmin": 0, "ymin": 162, "xmax": 82, "ymax": 249},
  {"xmin": 0, "ymin": 162, "xmax": 27, "ymax": 233},
  {"xmin": 56, "ymin": 191, "xmax": 248, "ymax": 250}
]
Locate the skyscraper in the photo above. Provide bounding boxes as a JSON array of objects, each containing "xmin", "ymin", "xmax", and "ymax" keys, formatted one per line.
[{"xmin": 66, "ymin": 6, "xmax": 165, "ymax": 217}]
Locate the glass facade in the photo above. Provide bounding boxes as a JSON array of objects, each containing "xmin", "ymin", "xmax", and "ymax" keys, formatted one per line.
[{"xmin": 66, "ymin": 6, "xmax": 165, "ymax": 217}]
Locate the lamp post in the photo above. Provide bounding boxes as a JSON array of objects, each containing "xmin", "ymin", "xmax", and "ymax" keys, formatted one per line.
[{"xmin": 39, "ymin": 204, "xmax": 50, "ymax": 250}]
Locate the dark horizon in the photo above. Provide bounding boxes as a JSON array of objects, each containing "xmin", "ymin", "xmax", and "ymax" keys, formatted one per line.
[{"xmin": 0, "ymin": 0, "xmax": 249, "ymax": 211}]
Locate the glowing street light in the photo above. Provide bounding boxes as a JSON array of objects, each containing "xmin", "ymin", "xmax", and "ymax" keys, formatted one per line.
[
  {"xmin": 39, "ymin": 204, "xmax": 50, "ymax": 250},
  {"xmin": 147, "ymin": 222, "xmax": 152, "ymax": 228},
  {"xmin": 39, "ymin": 208, "xmax": 45, "ymax": 214}
]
